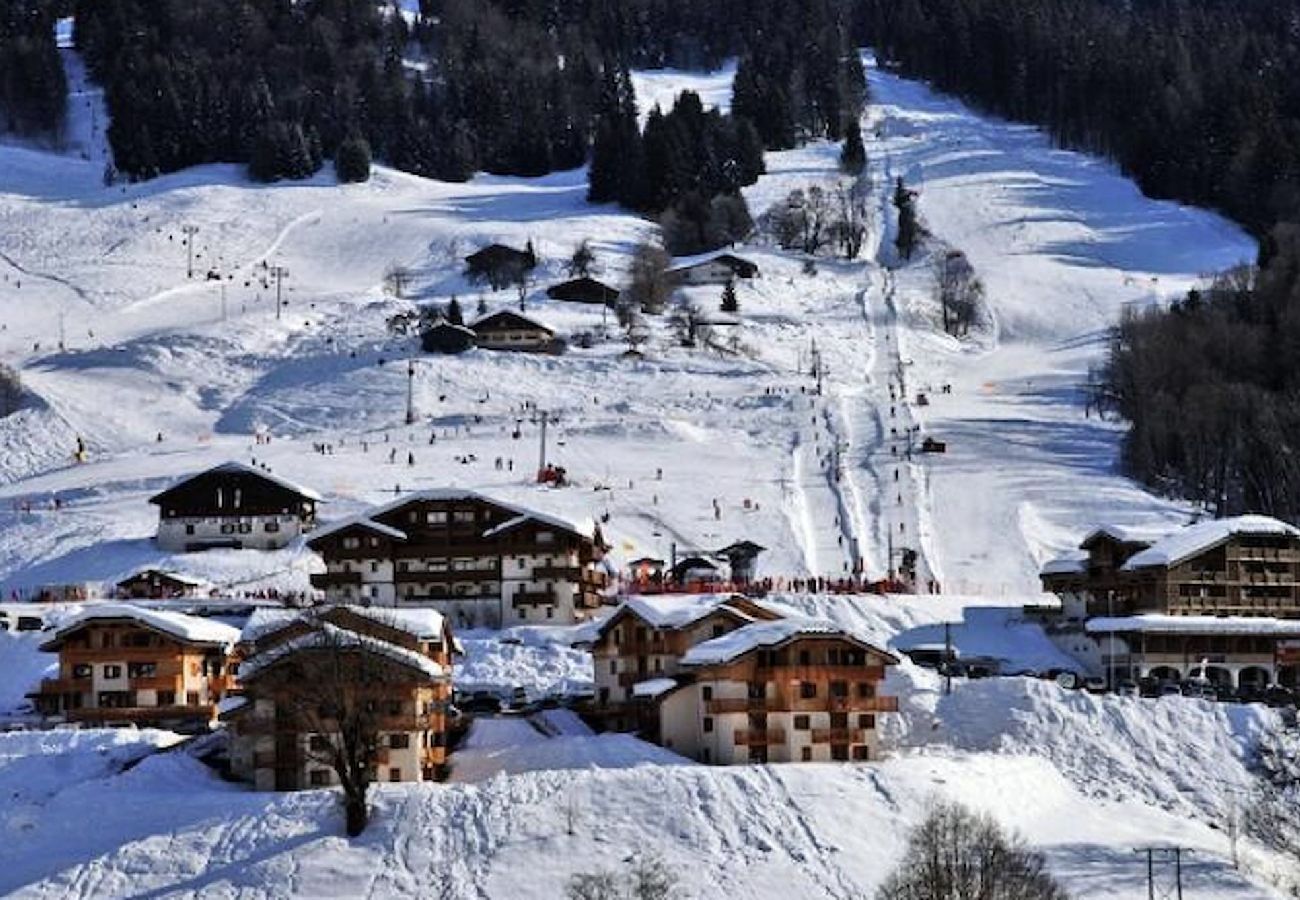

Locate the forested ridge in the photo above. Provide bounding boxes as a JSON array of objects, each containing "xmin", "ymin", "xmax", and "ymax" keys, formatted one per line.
[
  {"xmin": 0, "ymin": 0, "xmax": 66, "ymax": 139},
  {"xmin": 1094, "ymin": 229, "xmax": 1300, "ymax": 521},
  {"xmin": 855, "ymin": 0, "xmax": 1300, "ymax": 237}
]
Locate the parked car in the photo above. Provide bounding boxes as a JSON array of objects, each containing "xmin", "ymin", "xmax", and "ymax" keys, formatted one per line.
[
  {"xmin": 1116, "ymin": 680, "xmax": 1140, "ymax": 697},
  {"xmin": 1263, "ymin": 686, "xmax": 1297, "ymax": 708},
  {"xmin": 1158, "ymin": 682, "xmax": 1183, "ymax": 697},
  {"xmin": 1083, "ymin": 677, "xmax": 1107, "ymax": 694},
  {"xmin": 1181, "ymin": 680, "xmax": 1216, "ymax": 700},
  {"xmin": 1137, "ymin": 677, "xmax": 1161, "ymax": 698}
]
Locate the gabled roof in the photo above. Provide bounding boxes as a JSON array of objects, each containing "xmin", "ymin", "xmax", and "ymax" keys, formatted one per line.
[
  {"xmin": 116, "ymin": 569, "xmax": 209, "ymax": 587},
  {"xmin": 149, "ymin": 461, "xmax": 323, "ymax": 505},
  {"xmin": 1040, "ymin": 552, "xmax": 1087, "ymax": 577},
  {"xmin": 425, "ymin": 320, "xmax": 477, "ymax": 337},
  {"xmin": 667, "ymin": 251, "xmax": 758, "ymax": 275},
  {"xmin": 466, "ymin": 243, "xmax": 532, "ymax": 262},
  {"xmin": 1121, "ymin": 515, "xmax": 1300, "ymax": 571},
  {"xmin": 717, "ymin": 540, "xmax": 766, "ymax": 556},
  {"xmin": 469, "ymin": 309, "xmax": 556, "ymax": 335},
  {"xmin": 41, "ymin": 603, "xmax": 240, "ymax": 651},
  {"xmin": 1079, "ymin": 524, "xmax": 1165, "ymax": 548},
  {"xmin": 308, "ymin": 514, "xmax": 408, "ymax": 545},
  {"xmin": 319, "ymin": 489, "xmax": 599, "ymax": 547},
  {"xmin": 546, "ymin": 277, "xmax": 621, "ymax": 302},
  {"xmin": 680, "ymin": 618, "xmax": 898, "ymax": 667},
  {"xmin": 238, "ymin": 623, "xmax": 447, "ymax": 683},
  {"xmin": 240, "ymin": 604, "xmax": 447, "ymax": 644},
  {"xmin": 596, "ymin": 593, "xmax": 758, "ymax": 638}
]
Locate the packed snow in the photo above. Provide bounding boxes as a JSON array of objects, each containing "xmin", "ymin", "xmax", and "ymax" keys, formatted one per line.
[{"xmin": 0, "ymin": 34, "xmax": 1288, "ymax": 900}]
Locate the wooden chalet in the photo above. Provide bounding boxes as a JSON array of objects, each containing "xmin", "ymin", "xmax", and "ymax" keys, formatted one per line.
[
  {"xmin": 149, "ymin": 461, "xmax": 321, "ymax": 552},
  {"xmin": 115, "ymin": 568, "xmax": 209, "ymax": 600},
  {"xmin": 668, "ymin": 252, "xmax": 759, "ymax": 286},
  {"xmin": 224, "ymin": 605, "xmax": 455, "ymax": 790},
  {"xmin": 306, "ymin": 490, "xmax": 609, "ymax": 628},
  {"xmin": 716, "ymin": 540, "xmax": 766, "ymax": 584},
  {"xmin": 421, "ymin": 320, "xmax": 477, "ymax": 355},
  {"xmin": 29, "ymin": 604, "xmax": 239, "ymax": 732},
  {"xmin": 469, "ymin": 310, "xmax": 558, "ymax": 353},
  {"xmin": 546, "ymin": 277, "xmax": 620, "ymax": 306}
]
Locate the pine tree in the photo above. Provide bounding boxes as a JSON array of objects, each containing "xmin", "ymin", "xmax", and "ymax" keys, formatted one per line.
[
  {"xmin": 446, "ymin": 296, "xmax": 464, "ymax": 325},
  {"xmin": 335, "ymin": 135, "xmax": 372, "ymax": 182},
  {"xmin": 840, "ymin": 120, "xmax": 867, "ymax": 175},
  {"xmin": 720, "ymin": 279, "xmax": 739, "ymax": 313}
]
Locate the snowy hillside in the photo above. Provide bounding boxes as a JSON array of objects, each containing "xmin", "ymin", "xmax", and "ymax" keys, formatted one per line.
[{"xmin": 0, "ymin": 37, "xmax": 1286, "ymax": 900}]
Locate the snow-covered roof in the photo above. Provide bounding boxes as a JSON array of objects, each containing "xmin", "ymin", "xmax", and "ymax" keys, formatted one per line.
[
  {"xmin": 308, "ymin": 514, "xmax": 408, "ymax": 544},
  {"xmin": 469, "ymin": 309, "xmax": 557, "ymax": 335},
  {"xmin": 42, "ymin": 603, "xmax": 241, "ymax": 650},
  {"xmin": 1086, "ymin": 615, "xmax": 1300, "ymax": 636},
  {"xmin": 1121, "ymin": 515, "xmax": 1300, "ymax": 571},
  {"xmin": 666, "ymin": 250, "xmax": 757, "ymax": 273},
  {"xmin": 1040, "ymin": 552, "xmax": 1087, "ymax": 576},
  {"xmin": 1080, "ymin": 524, "xmax": 1166, "ymax": 547},
  {"xmin": 216, "ymin": 696, "xmax": 249, "ymax": 717},
  {"xmin": 150, "ymin": 460, "xmax": 324, "ymax": 503},
  {"xmin": 681, "ymin": 618, "xmax": 894, "ymax": 667},
  {"xmin": 632, "ymin": 677, "xmax": 680, "ymax": 699},
  {"xmin": 240, "ymin": 605, "xmax": 447, "ymax": 643},
  {"xmin": 358, "ymin": 489, "xmax": 597, "ymax": 542},
  {"xmin": 609, "ymin": 594, "xmax": 753, "ymax": 633},
  {"xmin": 239, "ymin": 623, "xmax": 447, "ymax": 682},
  {"xmin": 117, "ymin": 569, "xmax": 209, "ymax": 587}
]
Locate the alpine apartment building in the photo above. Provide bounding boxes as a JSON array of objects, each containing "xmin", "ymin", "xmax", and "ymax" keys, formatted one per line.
[
  {"xmin": 591, "ymin": 594, "xmax": 899, "ymax": 764},
  {"xmin": 29, "ymin": 604, "xmax": 240, "ymax": 731},
  {"xmin": 224, "ymin": 605, "xmax": 456, "ymax": 791},
  {"xmin": 307, "ymin": 490, "xmax": 609, "ymax": 628},
  {"xmin": 150, "ymin": 461, "xmax": 321, "ymax": 552}
]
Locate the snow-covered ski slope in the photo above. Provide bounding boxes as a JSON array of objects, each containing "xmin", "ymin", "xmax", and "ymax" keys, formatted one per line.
[{"xmin": 0, "ymin": 45, "xmax": 1286, "ymax": 899}]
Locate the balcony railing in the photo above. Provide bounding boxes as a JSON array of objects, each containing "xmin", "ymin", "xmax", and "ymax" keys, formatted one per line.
[
  {"xmin": 706, "ymin": 697, "xmax": 779, "ymax": 714},
  {"xmin": 733, "ymin": 728, "xmax": 786, "ymax": 747},
  {"xmin": 513, "ymin": 589, "xmax": 557, "ymax": 606},
  {"xmin": 810, "ymin": 728, "xmax": 866, "ymax": 744},
  {"xmin": 71, "ymin": 704, "xmax": 215, "ymax": 722},
  {"xmin": 310, "ymin": 571, "xmax": 363, "ymax": 588}
]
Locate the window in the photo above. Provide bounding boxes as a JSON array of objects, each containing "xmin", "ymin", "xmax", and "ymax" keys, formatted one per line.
[
  {"xmin": 185, "ymin": 524, "xmax": 195, "ymax": 535},
  {"xmin": 518, "ymin": 609, "xmax": 526, "ymax": 619},
  {"xmin": 426, "ymin": 511, "xmax": 448, "ymax": 524},
  {"xmin": 852, "ymin": 746, "xmax": 870, "ymax": 761},
  {"xmin": 127, "ymin": 633, "xmax": 152, "ymax": 647},
  {"xmin": 702, "ymin": 686, "xmax": 713, "ymax": 701},
  {"xmin": 72, "ymin": 664, "xmax": 91, "ymax": 679},
  {"xmin": 798, "ymin": 649, "xmax": 811, "ymax": 665},
  {"xmin": 309, "ymin": 769, "xmax": 331, "ymax": 786},
  {"xmin": 830, "ymin": 681, "xmax": 848, "ymax": 698},
  {"xmin": 856, "ymin": 682, "xmax": 874, "ymax": 699},
  {"xmin": 370, "ymin": 561, "xmax": 379, "ymax": 573},
  {"xmin": 702, "ymin": 748, "xmax": 711, "ymax": 763},
  {"xmin": 546, "ymin": 607, "xmax": 554, "ymax": 620},
  {"xmin": 858, "ymin": 714, "xmax": 875, "ymax": 729},
  {"xmin": 310, "ymin": 735, "xmax": 331, "ymax": 752},
  {"xmin": 238, "ymin": 522, "xmax": 252, "ymax": 534},
  {"xmin": 103, "ymin": 664, "xmax": 122, "ymax": 679},
  {"xmin": 794, "ymin": 715, "xmax": 810, "ymax": 731},
  {"xmin": 802, "ymin": 747, "xmax": 813, "ymax": 761},
  {"xmin": 712, "ymin": 624, "xmax": 725, "ymax": 638},
  {"xmin": 703, "ymin": 717, "xmax": 714, "ymax": 733},
  {"xmin": 453, "ymin": 511, "xmax": 475, "ymax": 524},
  {"xmin": 389, "ymin": 768, "xmax": 402, "ymax": 782},
  {"xmin": 265, "ymin": 521, "xmax": 280, "ymax": 533},
  {"xmin": 157, "ymin": 690, "xmax": 175, "ymax": 705},
  {"xmin": 613, "ymin": 628, "xmax": 622, "ymax": 645},
  {"xmin": 609, "ymin": 661, "xmax": 617, "ymax": 674},
  {"xmin": 186, "ymin": 691, "xmax": 200, "ymax": 705},
  {"xmin": 831, "ymin": 744, "xmax": 849, "ymax": 761},
  {"xmin": 389, "ymin": 733, "xmax": 411, "ymax": 749},
  {"xmin": 127, "ymin": 662, "xmax": 157, "ymax": 678},
  {"xmin": 799, "ymin": 682, "xmax": 817, "ymax": 699}
]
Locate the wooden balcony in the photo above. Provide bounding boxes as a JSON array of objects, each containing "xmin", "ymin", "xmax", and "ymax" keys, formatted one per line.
[
  {"xmin": 733, "ymin": 728, "xmax": 786, "ymax": 747},
  {"xmin": 310, "ymin": 571, "xmax": 362, "ymax": 589},
  {"xmin": 706, "ymin": 697, "xmax": 779, "ymax": 714},
  {"xmin": 811, "ymin": 728, "xmax": 866, "ymax": 744},
  {"xmin": 71, "ymin": 704, "xmax": 215, "ymax": 723},
  {"xmin": 1229, "ymin": 548, "xmax": 1300, "ymax": 563},
  {"xmin": 512, "ymin": 589, "xmax": 557, "ymax": 606},
  {"xmin": 394, "ymin": 568, "xmax": 499, "ymax": 584}
]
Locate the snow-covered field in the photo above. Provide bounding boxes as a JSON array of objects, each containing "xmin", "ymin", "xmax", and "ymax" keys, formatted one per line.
[{"xmin": 0, "ymin": 40, "xmax": 1285, "ymax": 900}]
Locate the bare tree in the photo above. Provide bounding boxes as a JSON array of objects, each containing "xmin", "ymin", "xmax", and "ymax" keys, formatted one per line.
[
  {"xmin": 626, "ymin": 243, "xmax": 674, "ymax": 314},
  {"xmin": 569, "ymin": 240, "xmax": 596, "ymax": 278},
  {"xmin": 763, "ymin": 187, "xmax": 836, "ymax": 255},
  {"xmin": 249, "ymin": 624, "xmax": 434, "ymax": 836},
  {"xmin": 934, "ymin": 250, "xmax": 983, "ymax": 337},
  {"xmin": 832, "ymin": 176, "xmax": 871, "ymax": 260},
  {"xmin": 668, "ymin": 300, "xmax": 708, "ymax": 348},
  {"xmin": 567, "ymin": 855, "xmax": 680, "ymax": 900},
  {"xmin": 876, "ymin": 799, "xmax": 1070, "ymax": 900}
]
